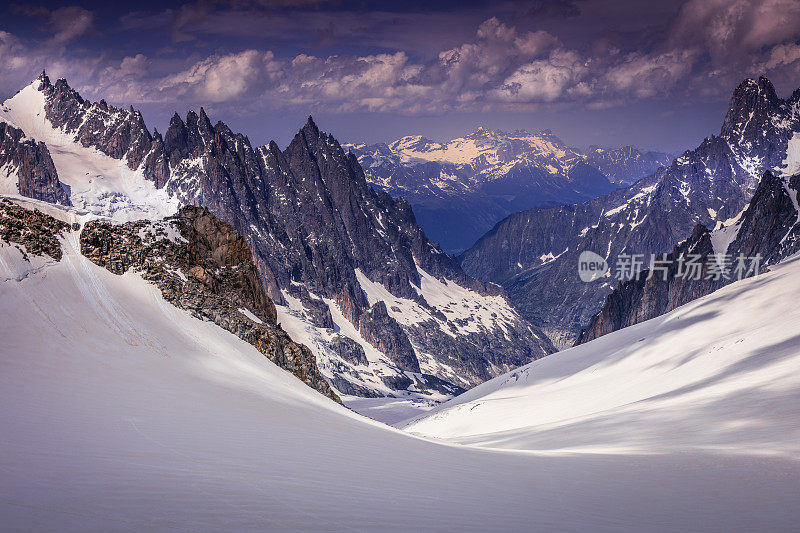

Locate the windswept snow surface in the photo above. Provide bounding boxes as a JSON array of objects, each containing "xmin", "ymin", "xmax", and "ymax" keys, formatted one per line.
[
  {"xmin": 404, "ymin": 255, "xmax": 800, "ymax": 465},
  {"xmin": 0, "ymin": 207, "xmax": 799, "ymax": 531}
]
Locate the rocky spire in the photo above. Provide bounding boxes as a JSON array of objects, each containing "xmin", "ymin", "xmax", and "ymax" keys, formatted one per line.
[
  {"xmin": 35, "ymin": 70, "xmax": 51, "ymax": 89},
  {"xmin": 721, "ymin": 75, "xmax": 781, "ymax": 140},
  {"xmin": 164, "ymin": 112, "xmax": 189, "ymax": 165},
  {"xmin": 303, "ymin": 115, "xmax": 320, "ymax": 136}
]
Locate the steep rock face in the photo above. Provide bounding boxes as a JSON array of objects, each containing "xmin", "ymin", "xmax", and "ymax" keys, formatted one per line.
[
  {"xmin": 329, "ymin": 334, "xmax": 368, "ymax": 366},
  {"xmin": 359, "ymin": 301, "xmax": 420, "ymax": 373},
  {"xmin": 728, "ymin": 172, "xmax": 800, "ymax": 264},
  {"xmin": 576, "ymin": 171, "xmax": 800, "ymax": 344},
  {"xmin": 153, "ymin": 111, "xmax": 554, "ymax": 395},
  {"xmin": 80, "ymin": 205, "xmax": 339, "ymax": 402},
  {"xmin": 461, "ymin": 77, "xmax": 800, "ymax": 346},
  {"xmin": 0, "ymin": 122, "xmax": 70, "ymax": 205}
]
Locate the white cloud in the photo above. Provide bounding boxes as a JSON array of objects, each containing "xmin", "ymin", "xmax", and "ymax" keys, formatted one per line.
[{"xmin": 1, "ymin": 8, "xmax": 799, "ymax": 117}]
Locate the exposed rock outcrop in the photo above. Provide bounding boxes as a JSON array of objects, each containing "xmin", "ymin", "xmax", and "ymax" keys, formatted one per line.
[
  {"xmin": 0, "ymin": 199, "xmax": 71, "ymax": 260},
  {"xmin": 329, "ymin": 334, "xmax": 368, "ymax": 366},
  {"xmin": 80, "ymin": 205, "xmax": 339, "ymax": 402},
  {"xmin": 0, "ymin": 122, "xmax": 70, "ymax": 206},
  {"xmin": 359, "ymin": 301, "xmax": 420, "ymax": 373}
]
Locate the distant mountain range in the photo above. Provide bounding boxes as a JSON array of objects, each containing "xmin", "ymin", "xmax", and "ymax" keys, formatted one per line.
[
  {"xmin": 346, "ymin": 129, "xmax": 671, "ymax": 252},
  {"xmin": 460, "ymin": 76, "xmax": 800, "ymax": 347}
]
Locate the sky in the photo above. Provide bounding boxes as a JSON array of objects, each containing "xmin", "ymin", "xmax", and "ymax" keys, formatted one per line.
[{"xmin": 0, "ymin": 0, "xmax": 799, "ymax": 153}]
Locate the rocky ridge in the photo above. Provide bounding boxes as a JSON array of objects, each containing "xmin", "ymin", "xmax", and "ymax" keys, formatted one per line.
[
  {"xmin": 576, "ymin": 170, "xmax": 800, "ymax": 344},
  {"xmin": 346, "ymin": 128, "xmax": 619, "ymax": 252},
  {"xmin": 0, "ymin": 72, "xmax": 555, "ymax": 400},
  {"xmin": 346, "ymin": 130, "xmax": 671, "ymax": 253},
  {"xmin": 79, "ymin": 205, "xmax": 340, "ymax": 402},
  {"xmin": 460, "ymin": 76, "xmax": 800, "ymax": 347}
]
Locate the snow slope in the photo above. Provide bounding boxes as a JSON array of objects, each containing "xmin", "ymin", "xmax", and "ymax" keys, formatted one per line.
[
  {"xmin": 1, "ymin": 202, "xmax": 799, "ymax": 531},
  {"xmin": 404, "ymin": 255, "xmax": 800, "ymax": 462}
]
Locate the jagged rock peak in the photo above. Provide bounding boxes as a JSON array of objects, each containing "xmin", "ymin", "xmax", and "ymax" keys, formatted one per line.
[
  {"xmin": 198, "ymin": 107, "xmax": 211, "ymax": 122},
  {"xmin": 36, "ymin": 70, "xmax": 51, "ymax": 88},
  {"xmin": 722, "ymin": 75, "xmax": 781, "ymax": 138},
  {"xmin": 303, "ymin": 115, "xmax": 320, "ymax": 135},
  {"xmin": 736, "ymin": 76, "xmax": 779, "ymax": 102}
]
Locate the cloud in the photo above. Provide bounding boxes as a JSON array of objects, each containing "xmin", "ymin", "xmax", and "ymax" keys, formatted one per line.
[
  {"xmin": 158, "ymin": 49, "xmax": 279, "ymax": 101},
  {"xmin": 1, "ymin": 4, "xmax": 799, "ymax": 120},
  {"xmin": 12, "ymin": 4, "xmax": 95, "ymax": 45},
  {"xmin": 665, "ymin": 0, "xmax": 800, "ymax": 96},
  {"xmin": 525, "ymin": 0, "xmax": 581, "ymax": 19},
  {"xmin": 601, "ymin": 50, "xmax": 697, "ymax": 99},
  {"xmin": 48, "ymin": 6, "xmax": 95, "ymax": 45},
  {"xmin": 670, "ymin": 0, "xmax": 800, "ymax": 62},
  {"xmin": 170, "ymin": 0, "xmax": 217, "ymax": 42},
  {"xmin": 493, "ymin": 50, "xmax": 589, "ymax": 103}
]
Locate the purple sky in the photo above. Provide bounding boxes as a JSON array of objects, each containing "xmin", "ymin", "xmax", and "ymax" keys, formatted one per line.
[{"xmin": 1, "ymin": 0, "xmax": 799, "ymax": 152}]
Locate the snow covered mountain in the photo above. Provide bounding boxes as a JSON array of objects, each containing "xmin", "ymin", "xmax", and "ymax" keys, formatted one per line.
[
  {"xmin": 2, "ymin": 195, "xmax": 797, "ymax": 531},
  {"xmin": 405, "ymin": 250, "xmax": 800, "ymax": 465},
  {"xmin": 460, "ymin": 76, "xmax": 800, "ymax": 347},
  {"xmin": 0, "ymin": 72, "xmax": 554, "ymax": 409},
  {"xmin": 584, "ymin": 145, "xmax": 673, "ymax": 186},
  {"xmin": 346, "ymin": 129, "xmax": 669, "ymax": 252},
  {"xmin": 577, "ymin": 169, "xmax": 800, "ymax": 344}
]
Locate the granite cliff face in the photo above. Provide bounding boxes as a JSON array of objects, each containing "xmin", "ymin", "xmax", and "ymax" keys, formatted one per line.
[
  {"xmin": 359, "ymin": 301, "xmax": 421, "ymax": 373},
  {"xmin": 576, "ymin": 171, "xmax": 800, "ymax": 344},
  {"xmin": 0, "ymin": 121, "xmax": 70, "ymax": 205},
  {"xmin": 461, "ymin": 77, "xmax": 800, "ymax": 347},
  {"xmin": 0, "ymin": 72, "xmax": 554, "ymax": 401},
  {"xmin": 80, "ymin": 205, "xmax": 339, "ymax": 402}
]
